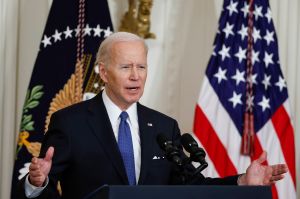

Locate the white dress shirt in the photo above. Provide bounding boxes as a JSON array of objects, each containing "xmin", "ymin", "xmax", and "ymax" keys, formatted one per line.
[
  {"xmin": 102, "ymin": 89, "xmax": 141, "ymax": 182},
  {"xmin": 25, "ymin": 90, "xmax": 142, "ymax": 197}
]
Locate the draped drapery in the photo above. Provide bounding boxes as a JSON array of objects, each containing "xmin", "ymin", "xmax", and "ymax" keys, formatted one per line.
[
  {"xmin": 0, "ymin": 0, "xmax": 19, "ymax": 198},
  {"xmin": 0, "ymin": 0, "xmax": 299, "ymax": 198}
]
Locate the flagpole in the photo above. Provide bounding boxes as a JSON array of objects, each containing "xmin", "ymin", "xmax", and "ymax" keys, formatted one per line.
[{"xmin": 242, "ymin": 0, "xmax": 255, "ymax": 156}]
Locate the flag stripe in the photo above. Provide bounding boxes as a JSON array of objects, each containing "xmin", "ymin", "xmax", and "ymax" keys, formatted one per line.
[
  {"xmin": 194, "ymin": 105, "xmax": 237, "ymax": 176},
  {"xmin": 253, "ymin": 135, "xmax": 279, "ymax": 199},
  {"xmin": 193, "ymin": 136, "xmax": 220, "ymax": 178},
  {"xmin": 197, "ymin": 77, "xmax": 251, "ymax": 173},
  {"xmin": 256, "ymin": 118, "xmax": 296, "ymax": 199},
  {"xmin": 271, "ymin": 185, "xmax": 279, "ymax": 199},
  {"xmin": 271, "ymin": 104, "xmax": 296, "ymax": 186}
]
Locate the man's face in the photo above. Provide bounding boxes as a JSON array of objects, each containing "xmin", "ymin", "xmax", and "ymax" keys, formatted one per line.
[{"xmin": 100, "ymin": 40, "xmax": 147, "ymax": 110}]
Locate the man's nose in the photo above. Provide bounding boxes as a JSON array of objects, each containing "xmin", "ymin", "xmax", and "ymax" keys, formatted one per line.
[{"xmin": 130, "ymin": 67, "xmax": 139, "ymax": 80}]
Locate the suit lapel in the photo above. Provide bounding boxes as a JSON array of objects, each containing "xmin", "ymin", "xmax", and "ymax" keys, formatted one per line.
[
  {"xmin": 137, "ymin": 103, "xmax": 155, "ymax": 184},
  {"xmin": 87, "ymin": 93, "xmax": 128, "ymax": 184}
]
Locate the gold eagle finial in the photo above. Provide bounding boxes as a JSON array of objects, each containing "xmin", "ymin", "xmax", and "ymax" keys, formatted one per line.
[{"xmin": 119, "ymin": 0, "xmax": 156, "ymax": 39}]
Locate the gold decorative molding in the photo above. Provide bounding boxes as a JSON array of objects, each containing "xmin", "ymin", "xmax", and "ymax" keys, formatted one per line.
[{"xmin": 119, "ymin": 0, "xmax": 156, "ymax": 39}]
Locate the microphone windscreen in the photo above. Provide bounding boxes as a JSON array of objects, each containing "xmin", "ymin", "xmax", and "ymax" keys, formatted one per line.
[
  {"xmin": 156, "ymin": 133, "xmax": 168, "ymax": 149},
  {"xmin": 180, "ymin": 133, "xmax": 196, "ymax": 152}
]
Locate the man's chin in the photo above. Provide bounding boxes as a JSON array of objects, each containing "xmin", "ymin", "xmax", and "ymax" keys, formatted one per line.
[{"xmin": 126, "ymin": 95, "xmax": 142, "ymax": 104}]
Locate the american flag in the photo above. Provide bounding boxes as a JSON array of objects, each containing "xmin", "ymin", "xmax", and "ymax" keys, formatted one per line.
[{"xmin": 193, "ymin": 0, "xmax": 296, "ymax": 198}]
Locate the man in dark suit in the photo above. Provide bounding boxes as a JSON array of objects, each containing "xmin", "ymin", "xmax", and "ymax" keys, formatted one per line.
[{"xmin": 20, "ymin": 32, "xmax": 288, "ymax": 199}]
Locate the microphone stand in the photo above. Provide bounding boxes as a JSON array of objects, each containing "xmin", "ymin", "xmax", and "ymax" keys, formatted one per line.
[
  {"xmin": 172, "ymin": 151, "xmax": 208, "ymax": 185},
  {"xmin": 174, "ymin": 150, "xmax": 208, "ymax": 185},
  {"xmin": 190, "ymin": 162, "xmax": 208, "ymax": 183}
]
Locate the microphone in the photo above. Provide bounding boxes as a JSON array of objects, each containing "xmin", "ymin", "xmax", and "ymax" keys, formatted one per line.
[
  {"xmin": 181, "ymin": 133, "xmax": 206, "ymax": 164},
  {"xmin": 156, "ymin": 133, "xmax": 183, "ymax": 166}
]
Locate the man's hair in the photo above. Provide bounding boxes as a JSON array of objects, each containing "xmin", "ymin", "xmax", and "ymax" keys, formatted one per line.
[{"xmin": 95, "ymin": 32, "xmax": 148, "ymax": 66}]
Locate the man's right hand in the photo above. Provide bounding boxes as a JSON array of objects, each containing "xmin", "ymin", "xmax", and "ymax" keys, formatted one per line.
[{"xmin": 29, "ymin": 147, "xmax": 54, "ymax": 187}]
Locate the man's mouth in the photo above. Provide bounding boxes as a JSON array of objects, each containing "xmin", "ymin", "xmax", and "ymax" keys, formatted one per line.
[{"xmin": 126, "ymin": 86, "xmax": 140, "ymax": 91}]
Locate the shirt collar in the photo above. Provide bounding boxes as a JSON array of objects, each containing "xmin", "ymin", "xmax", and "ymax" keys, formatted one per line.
[{"xmin": 102, "ymin": 89, "xmax": 138, "ymax": 125}]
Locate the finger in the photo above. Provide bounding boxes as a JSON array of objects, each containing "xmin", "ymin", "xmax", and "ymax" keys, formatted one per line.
[
  {"xmin": 29, "ymin": 160, "xmax": 42, "ymax": 171},
  {"xmin": 274, "ymin": 168, "xmax": 288, "ymax": 175},
  {"xmin": 29, "ymin": 165, "xmax": 40, "ymax": 172},
  {"xmin": 29, "ymin": 175, "xmax": 45, "ymax": 187},
  {"xmin": 29, "ymin": 171, "xmax": 43, "ymax": 178},
  {"xmin": 29, "ymin": 166, "xmax": 43, "ymax": 176},
  {"xmin": 272, "ymin": 164, "xmax": 288, "ymax": 175},
  {"xmin": 271, "ymin": 174, "xmax": 285, "ymax": 182},
  {"xmin": 44, "ymin": 146, "xmax": 54, "ymax": 162},
  {"xmin": 29, "ymin": 164, "xmax": 43, "ymax": 177},
  {"xmin": 31, "ymin": 157, "xmax": 44, "ymax": 169},
  {"xmin": 256, "ymin": 151, "xmax": 267, "ymax": 164},
  {"xmin": 31, "ymin": 157, "xmax": 38, "ymax": 164},
  {"xmin": 272, "ymin": 164, "xmax": 287, "ymax": 170}
]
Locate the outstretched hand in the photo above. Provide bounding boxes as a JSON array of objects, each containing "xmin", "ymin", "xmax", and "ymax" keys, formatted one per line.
[
  {"xmin": 238, "ymin": 151, "xmax": 288, "ymax": 185},
  {"xmin": 28, "ymin": 147, "xmax": 54, "ymax": 187}
]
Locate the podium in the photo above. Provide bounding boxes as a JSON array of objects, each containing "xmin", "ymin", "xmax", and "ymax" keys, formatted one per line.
[{"xmin": 84, "ymin": 185, "xmax": 272, "ymax": 199}]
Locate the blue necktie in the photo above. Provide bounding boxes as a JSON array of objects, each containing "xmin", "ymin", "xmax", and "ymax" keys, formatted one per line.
[{"xmin": 118, "ymin": 111, "xmax": 136, "ymax": 185}]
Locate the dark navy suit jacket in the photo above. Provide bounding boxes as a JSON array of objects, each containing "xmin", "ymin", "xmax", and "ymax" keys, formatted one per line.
[{"xmin": 17, "ymin": 93, "xmax": 238, "ymax": 199}]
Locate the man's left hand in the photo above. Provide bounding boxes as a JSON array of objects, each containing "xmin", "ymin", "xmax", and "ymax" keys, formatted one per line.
[{"xmin": 238, "ymin": 151, "xmax": 288, "ymax": 185}]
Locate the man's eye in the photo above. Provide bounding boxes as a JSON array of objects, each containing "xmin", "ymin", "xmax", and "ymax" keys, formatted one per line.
[
  {"xmin": 138, "ymin": 65, "xmax": 147, "ymax": 69},
  {"xmin": 121, "ymin": 65, "xmax": 130, "ymax": 69}
]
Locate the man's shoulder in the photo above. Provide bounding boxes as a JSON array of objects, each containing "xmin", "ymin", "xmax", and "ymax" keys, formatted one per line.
[{"xmin": 137, "ymin": 103, "xmax": 176, "ymax": 122}]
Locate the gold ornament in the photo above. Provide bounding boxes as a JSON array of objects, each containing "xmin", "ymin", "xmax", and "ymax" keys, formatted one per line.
[
  {"xmin": 119, "ymin": 0, "xmax": 156, "ymax": 39},
  {"xmin": 18, "ymin": 131, "xmax": 41, "ymax": 157}
]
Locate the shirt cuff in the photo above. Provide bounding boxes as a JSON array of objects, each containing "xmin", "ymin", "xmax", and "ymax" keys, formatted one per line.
[{"xmin": 24, "ymin": 175, "xmax": 49, "ymax": 198}]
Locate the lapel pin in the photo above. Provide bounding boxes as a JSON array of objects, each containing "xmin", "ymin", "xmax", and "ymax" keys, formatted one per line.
[{"xmin": 147, "ymin": 123, "xmax": 153, "ymax": 126}]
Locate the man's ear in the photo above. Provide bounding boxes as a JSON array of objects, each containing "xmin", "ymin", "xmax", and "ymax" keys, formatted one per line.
[{"xmin": 99, "ymin": 62, "xmax": 108, "ymax": 83}]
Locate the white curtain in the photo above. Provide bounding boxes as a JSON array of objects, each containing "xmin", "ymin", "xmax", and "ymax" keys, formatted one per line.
[
  {"xmin": 0, "ymin": 0, "xmax": 19, "ymax": 199},
  {"xmin": 0, "ymin": 0, "xmax": 299, "ymax": 198},
  {"xmin": 273, "ymin": 1, "xmax": 300, "ymax": 197}
]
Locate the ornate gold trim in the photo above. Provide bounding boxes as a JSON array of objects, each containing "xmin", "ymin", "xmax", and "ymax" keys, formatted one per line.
[{"xmin": 119, "ymin": 0, "xmax": 156, "ymax": 39}]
